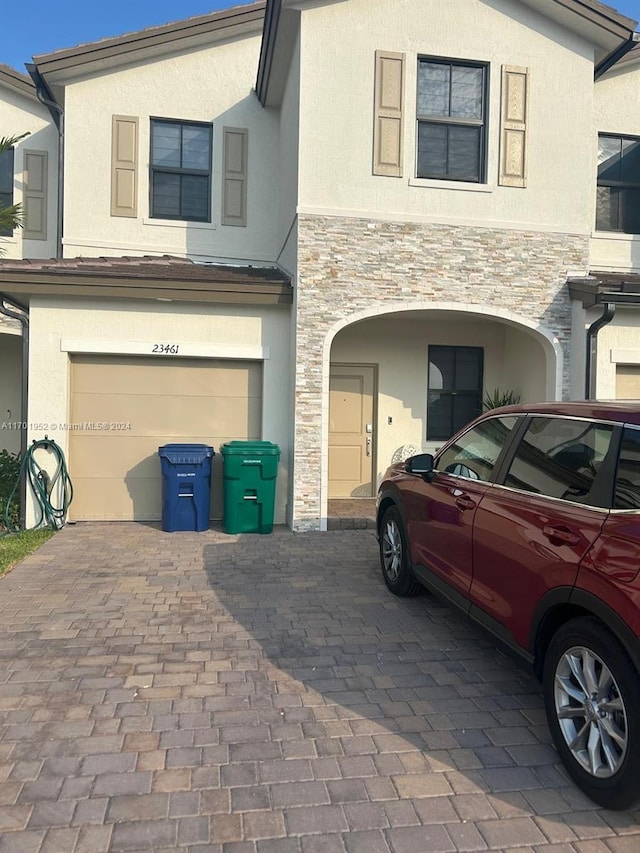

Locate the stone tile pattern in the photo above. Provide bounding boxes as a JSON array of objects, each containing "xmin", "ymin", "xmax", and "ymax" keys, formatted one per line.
[
  {"xmin": 0, "ymin": 522, "xmax": 638, "ymax": 852},
  {"xmin": 295, "ymin": 214, "xmax": 589, "ymax": 529}
]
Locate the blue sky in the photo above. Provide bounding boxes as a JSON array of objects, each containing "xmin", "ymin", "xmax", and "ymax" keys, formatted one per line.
[{"xmin": 1, "ymin": 0, "xmax": 640, "ymax": 74}]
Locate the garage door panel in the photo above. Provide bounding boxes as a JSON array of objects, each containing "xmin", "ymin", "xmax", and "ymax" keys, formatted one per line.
[
  {"xmin": 71, "ymin": 477, "xmax": 160, "ymax": 521},
  {"xmin": 617, "ymin": 366, "xmax": 640, "ymax": 399},
  {"xmin": 69, "ymin": 356, "xmax": 262, "ymax": 521},
  {"xmin": 71, "ymin": 394, "xmax": 260, "ymax": 437},
  {"xmin": 72, "ymin": 357, "xmax": 261, "ymax": 397}
]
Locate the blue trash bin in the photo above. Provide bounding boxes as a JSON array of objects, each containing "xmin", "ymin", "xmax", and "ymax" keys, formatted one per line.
[{"xmin": 158, "ymin": 444, "xmax": 214, "ymax": 532}]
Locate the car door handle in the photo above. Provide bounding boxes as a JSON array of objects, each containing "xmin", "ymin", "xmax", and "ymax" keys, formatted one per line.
[
  {"xmin": 455, "ymin": 495, "xmax": 476, "ymax": 511},
  {"xmin": 543, "ymin": 525, "xmax": 581, "ymax": 546}
]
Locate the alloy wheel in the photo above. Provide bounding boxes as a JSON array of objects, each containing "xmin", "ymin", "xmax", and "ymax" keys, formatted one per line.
[{"xmin": 554, "ymin": 645, "xmax": 628, "ymax": 778}]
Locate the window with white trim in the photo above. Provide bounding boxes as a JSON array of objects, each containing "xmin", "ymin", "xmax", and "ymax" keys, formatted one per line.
[
  {"xmin": 597, "ymin": 134, "xmax": 640, "ymax": 234},
  {"xmin": 150, "ymin": 119, "xmax": 212, "ymax": 222},
  {"xmin": 417, "ymin": 58, "xmax": 488, "ymax": 183}
]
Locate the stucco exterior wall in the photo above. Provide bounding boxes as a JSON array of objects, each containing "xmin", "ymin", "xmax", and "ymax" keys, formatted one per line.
[
  {"xmin": 62, "ymin": 32, "xmax": 280, "ymax": 263},
  {"xmin": 0, "ymin": 331, "xmax": 22, "ymax": 455},
  {"xmin": 296, "ymin": 0, "xmax": 595, "ymax": 235},
  {"xmin": 591, "ymin": 309, "xmax": 640, "ymax": 400},
  {"xmin": 26, "ymin": 298, "xmax": 291, "ymax": 526},
  {"xmin": 0, "ymin": 86, "xmax": 58, "ymax": 259},
  {"xmin": 294, "ymin": 212, "xmax": 588, "ymax": 529},
  {"xmin": 591, "ymin": 60, "xmax": 640, "ymax": 273}
]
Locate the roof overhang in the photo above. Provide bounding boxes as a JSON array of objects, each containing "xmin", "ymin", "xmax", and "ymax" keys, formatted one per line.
[
  {"xmin": 568, "ymin": 272, "xmax": 640, "ymax": 308},
  {"xmin": 518, "ymin": 0, "xmax": 636, "ymax": 59},
  {"xmin": 33, "ymin": 2, "xmax": 266, "ymax": 84},
  {"xmin": 0, "ymin": 256, "xmax": 292, "ymax": 307},
  {"xmin": 0, "ymin": 64, "xmax": 37, "ymax": 101}
]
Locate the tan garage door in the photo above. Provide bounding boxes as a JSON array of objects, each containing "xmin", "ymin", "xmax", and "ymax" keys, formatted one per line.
[
  {"xmin": 616, "ymin": 365, "xmax": 640, "ymax": 399},
  {"xmin": 69, "ymin": 355, "xmax": 262, "ymax": 521}
]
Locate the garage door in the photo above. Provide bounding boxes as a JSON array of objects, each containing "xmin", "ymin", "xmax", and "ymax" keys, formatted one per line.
[
  {"xmin": 68, "ymin": 355, "xmax": 262, "ymax": 521},
  {"xmin": 616, "ymin": 365, "xmax": 640, "ymax": 399}
]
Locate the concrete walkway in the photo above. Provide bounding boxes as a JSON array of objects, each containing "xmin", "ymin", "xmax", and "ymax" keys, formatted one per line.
[{"xmin": 0, "ymin": 523, "xmax": 639, "ymax": 852}]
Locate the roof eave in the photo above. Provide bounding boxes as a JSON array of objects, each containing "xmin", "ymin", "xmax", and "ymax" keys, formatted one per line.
[
  {"xmin": 33, "ymin": 2, "xmax": 266, "ymax": 82},
  {"xmin": 0, "ymin": 64, "xmax": 37, "ymax": 101}
]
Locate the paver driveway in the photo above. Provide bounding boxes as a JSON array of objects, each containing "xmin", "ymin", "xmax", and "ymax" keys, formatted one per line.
[{"xmin": 1, "ymin": 523, "xmax": 640, "ymax": 852}]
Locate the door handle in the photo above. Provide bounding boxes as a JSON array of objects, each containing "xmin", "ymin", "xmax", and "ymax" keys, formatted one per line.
[
  {"xmin": 366, "ymin": 436, "xmax": 372, "ymax": 457},
  {"xmin": 455, "ymin": 495, "xmax": 476, "ymax": 511},
  {"xmin": 543, "ymin": 525, "xmax": 581, "ymax": 546}
]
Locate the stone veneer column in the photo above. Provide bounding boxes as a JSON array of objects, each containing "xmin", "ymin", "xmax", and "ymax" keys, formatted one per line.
[{"xmin": 291, "ymin": 213, "xmax": 590, "ymax": 530}]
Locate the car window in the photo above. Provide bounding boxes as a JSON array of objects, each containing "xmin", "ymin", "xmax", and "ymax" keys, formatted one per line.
[
  {"xmin": 435, "ymin": 416, "xmax": 517, "ymax": 483},
  {"xmin": 504, "ymin": 416, "xmax": 613, "ymax": 504},
  {"xmin": 614, "ymin": 426, "xmax": 640, "ymax": 510}
]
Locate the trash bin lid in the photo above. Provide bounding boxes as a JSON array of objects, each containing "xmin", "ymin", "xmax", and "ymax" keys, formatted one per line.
[
  {"xmin": 221, "ymin": 440, "xmax": 279, "ymax": 456},
  {"xmin": 158, "ymin": 443, "xmax": 214, "ymax": 464}
]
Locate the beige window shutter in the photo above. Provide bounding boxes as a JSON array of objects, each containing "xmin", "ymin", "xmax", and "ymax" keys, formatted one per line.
[
  {"xmin": 499, "ymin": 65, "xmax": 529, "ymax": 188},
  {"xmin": 373, "ymin": 50, "xmax": 405, "ymax": 177},
  {"xmin": 111, "ymin": 115, "xmax": 138, "ymax": 217},
  {"xmin": 23, "ymin": 151, "xmax": 47, "ymax": 240},
  {"xmin": 222, "ymin": 127, "xmax": 248, "ymax": 227}
]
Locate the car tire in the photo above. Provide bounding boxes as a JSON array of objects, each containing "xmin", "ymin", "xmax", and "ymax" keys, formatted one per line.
[
  {"xmin": 379, "ymin": 506, "xmax": 421, "ymax": 597},
  {"xmin": 543, "ymin": 617, "xmax": 640, "ymax": 810}
]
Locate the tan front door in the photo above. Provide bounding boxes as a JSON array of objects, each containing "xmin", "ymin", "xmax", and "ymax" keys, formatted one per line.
[
  {"xmin": 329, "ymin": 364, "xmax": 375, "ymax": 497},
  {"xmin": 616, "ymin": 366, "xmax": 640, "ymax": 399},
  {"xmin": 69, "ymin": 355, "xmax": 262, "ymax": 521}
]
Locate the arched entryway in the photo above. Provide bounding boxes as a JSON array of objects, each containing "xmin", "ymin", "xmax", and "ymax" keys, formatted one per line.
[{"xmin": 323, "ymin": 303, "xmax": 562, "ymax": 517}]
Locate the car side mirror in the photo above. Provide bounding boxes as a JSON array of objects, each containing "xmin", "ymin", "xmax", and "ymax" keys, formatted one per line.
[{"xmin": 405, "ymin": 453, "xmax": 434, "ymax": 479}]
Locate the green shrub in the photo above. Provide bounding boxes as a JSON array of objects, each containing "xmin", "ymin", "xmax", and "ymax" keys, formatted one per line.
[
  {"xmin": 483, "ymin": 388, "xmax": 521, "ymax": 411},
  {"xmin": 0, "ymin": 449, "xmax": 20, "ymax": 531}
]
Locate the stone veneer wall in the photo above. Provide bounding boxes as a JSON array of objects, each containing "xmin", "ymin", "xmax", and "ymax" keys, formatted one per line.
[{"xmin": 293, "ymin": 213, "xmax": 590, "ymax": 530}]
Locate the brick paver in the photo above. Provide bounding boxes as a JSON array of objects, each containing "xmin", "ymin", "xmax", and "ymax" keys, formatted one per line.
[{"xmin": 0, "ymin": 523, "xmax": 639, "ymax": 851}]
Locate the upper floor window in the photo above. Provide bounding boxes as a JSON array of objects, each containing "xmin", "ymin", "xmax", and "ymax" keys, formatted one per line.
[
  {"xmin": 596, "ymin": 134, "xmax": 640, "ymax": 234},
  {"xmin": 0, "ymin": 147, "xmax": 14, "ymax": 236},
  {"xmin": 427, "ymin": 345, "xmax": 483, "ymax": 441},
  {"xmin": 417, "ymin": 58, "xmax": 487, "ymax": 183},
  {"xmin": 150, "ymin": 119, "xmax": 212, "ymax": 222}
]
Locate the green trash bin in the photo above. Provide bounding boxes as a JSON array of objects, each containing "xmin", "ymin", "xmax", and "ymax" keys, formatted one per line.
[{"xmin": 221, "ymin": 441, "xmax": 280, "ymax": 534}]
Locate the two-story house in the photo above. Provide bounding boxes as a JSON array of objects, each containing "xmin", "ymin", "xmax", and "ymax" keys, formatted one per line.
[{"xmin": 0, "ymin": 0, "xmax": 638, "ymax": 531}]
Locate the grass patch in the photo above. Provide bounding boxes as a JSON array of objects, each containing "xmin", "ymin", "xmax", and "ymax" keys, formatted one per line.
[{"xmin": 0, "ymin": 528, "xmax": 55, "ymax": 578}]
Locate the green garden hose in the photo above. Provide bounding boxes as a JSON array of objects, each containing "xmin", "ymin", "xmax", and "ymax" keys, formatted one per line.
[{"xmin": 2, "ymin": 437, "xmax": 73, "ymax": 534}]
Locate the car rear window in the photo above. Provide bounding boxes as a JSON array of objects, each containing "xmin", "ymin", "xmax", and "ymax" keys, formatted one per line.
[
  {"xmin": 614, "ymin": 426, "xmax": 640, "ymax": 510},
  {"xmin": 504, "ymin": 416, "xmax": 613, "ymax": 504}
]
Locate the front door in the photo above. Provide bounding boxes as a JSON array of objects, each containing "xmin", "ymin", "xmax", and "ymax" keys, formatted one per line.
[{"xmin": 329, "ymin": 364, "xmax": 375, "ymax": 497}]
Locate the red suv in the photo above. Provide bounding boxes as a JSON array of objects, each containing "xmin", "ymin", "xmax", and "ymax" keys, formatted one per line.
[{"xmin": 377, "ymin": 402, "xmax": 640, "ymax": 810}]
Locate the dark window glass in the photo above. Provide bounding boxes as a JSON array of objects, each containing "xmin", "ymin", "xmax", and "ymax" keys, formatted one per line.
[
  {"xmin": 417, "ymin": 58, "xmax": 486, "ymax": 182},
  {"xmin": 596, "ymin": 134, "xmax": 640, "ymax": 234},
  {"xmin": 0, "ymin": 148, "xmax": 14, "ymax": 237},
  {"xmin": 505, "ymin": 417, "xmax": 613, "ymax": 504},
  {"xmin": 436, "ymin": 416, "xmax": 517, "ymax": 483},
  {"xmin": 150, "ymin": 120, "xmax": 211, "ymax": 221},
  {"xmin": 614, "ymin": 427, "xmax": 640, "ymax": 510},
  {"xmin": 427, "ymin": 346, "xmax": 483, "ymax": 440}
]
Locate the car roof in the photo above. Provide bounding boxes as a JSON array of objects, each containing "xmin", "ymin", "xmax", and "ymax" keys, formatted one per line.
[{"xmin": 486, "ymin": 400, "xmax": 640, "ymax": 426}]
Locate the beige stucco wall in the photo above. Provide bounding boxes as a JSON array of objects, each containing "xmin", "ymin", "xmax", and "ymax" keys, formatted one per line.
[
  {"xmin": 591, "ymin": 59, "xmax": 640, "ymax": 273},
  {"xmin": 331, "ymin": 312, "xmax": 549, "ymax": 483},
  {"xmin": 0, "ymin": 85, "xmax": 58, "ymax": 259},
  {"xmin": 296, "ymin": 0, "xmax": 596, "ymax": 235},
  {"xmin": 590, "ymin": 309, "xmax": 640, "ymax": 400},
  {"xmin": 26, "ymin": 297, "xmax": 291, "ymax": 526},
  {"xmin": 0, "ymin": 331, "xmax": 22, "ymax": 455},
  {"xmin": 61, "ymin": 32, "xmax": 280, "ymax": 263}
]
